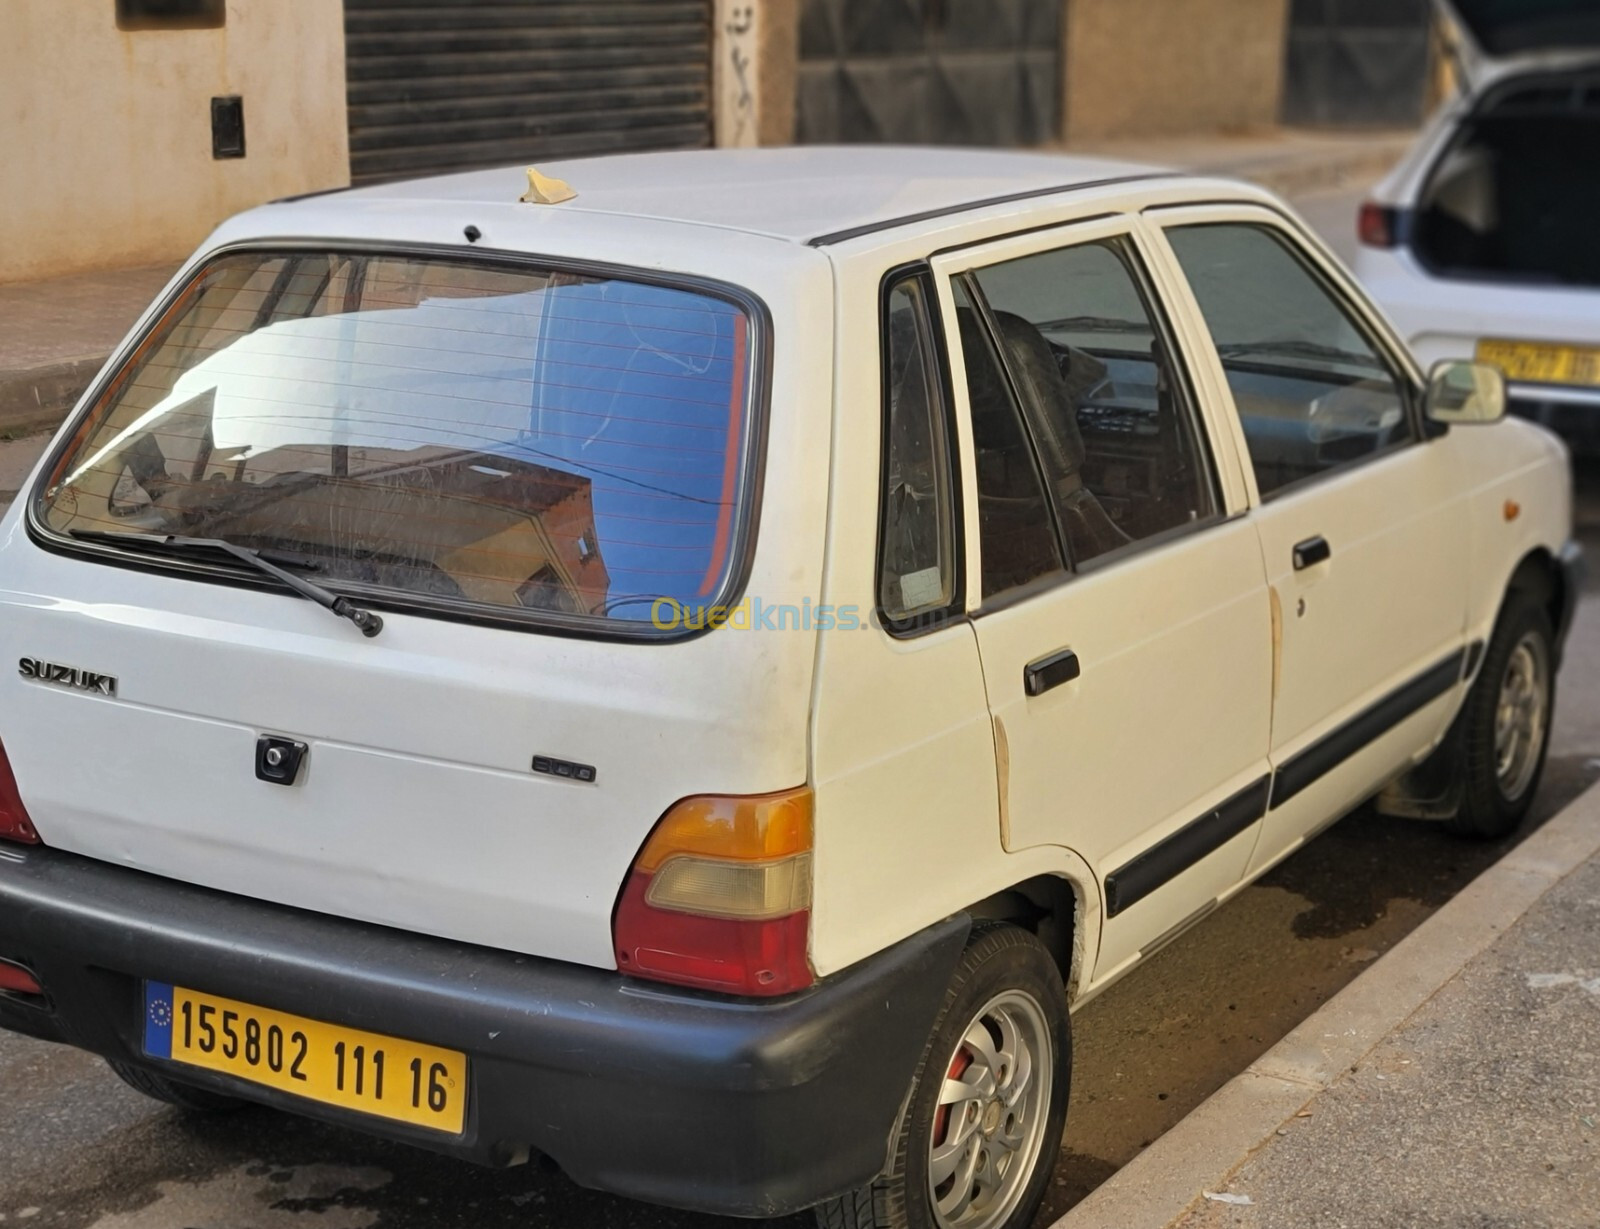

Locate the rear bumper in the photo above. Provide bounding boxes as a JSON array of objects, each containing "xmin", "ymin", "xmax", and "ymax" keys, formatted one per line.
[{"xmin": 0, "ymin": 845, "xmax": 967, "ymax": 1217}]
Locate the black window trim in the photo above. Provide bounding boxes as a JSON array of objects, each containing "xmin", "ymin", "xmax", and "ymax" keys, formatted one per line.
[
  {"xmin": 25, "ymin": 239, "xmax": 775, "ymax": 646},
  {"xmin": 874, "ymin": 262, "xmax": 967, "ymax": 639},
  {"xmin": 952, "ymin": 231, "xmax": 1232, "ymax": 617},
  {"xmin": 1148, "ymin": 206, "xmax": 1435, "ymax": 506},
  {"xmin": 958, "ymin": 271, "xmax": 1072, "ymax": 582}
]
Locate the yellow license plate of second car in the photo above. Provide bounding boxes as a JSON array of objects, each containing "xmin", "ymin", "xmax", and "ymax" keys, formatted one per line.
[
  {"xmin": 1477, "ymin": 338, "xmax": 1600, "ymax": 388},
  {"xmin": 142, "ymin": 981, "xmax": 467, "ymax": 1134}
]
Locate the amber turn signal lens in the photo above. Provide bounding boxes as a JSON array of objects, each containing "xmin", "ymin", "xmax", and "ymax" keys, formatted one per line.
[{"xmin": 631, "ymin": 787, "xmax": 812, "ymax": 873}]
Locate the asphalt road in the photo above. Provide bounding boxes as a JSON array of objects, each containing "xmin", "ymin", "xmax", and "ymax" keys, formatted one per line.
[
  {"xmin": 1292, "ymin": 185, "xmax": 1365, "ymax": 268},
  {"xmin": 5, "ymin": 182, "xmax": 1597, "ymax": 1229}
]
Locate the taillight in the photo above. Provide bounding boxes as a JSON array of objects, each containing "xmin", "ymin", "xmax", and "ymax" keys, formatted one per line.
[
  {"xmin": 0, "ymin": 740, "xmax": 39, "ymax": 845},
  {"xmin": 613, "ymin": 786, "xmax": 814, "ymax": 997},
  {"xmin": 0, "ymin": 959, "xmax": 43, "ymax": 997},
  {"xmin": 1358, "ymin": 201, "xmax": 1399, "ymax": 249}
]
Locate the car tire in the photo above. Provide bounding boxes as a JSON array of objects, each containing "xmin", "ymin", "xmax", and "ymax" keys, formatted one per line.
[
  {"xmin": 1446, "ymin": 589, "xmax": 1555, "ymax": 840},
  {"xmin": 814, "ymin": 922, "xmax": 1070, "ymax": 1229},
  {"xmin": 107, "ymin": 1060, "xmax": 247, "ymax": 1112}
]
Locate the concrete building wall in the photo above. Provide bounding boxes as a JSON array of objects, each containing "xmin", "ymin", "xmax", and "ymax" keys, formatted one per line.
[
  {"xmin": 0, "ymin": 0, "xmax": 349, "ymax": 284},
  {"xmin": 713, "ymin": 0, "xmax": 800, "ymax": 148},
  {"xmin": 756, "ymin": 0, "xmax": 801, "ymax": 146},
  {"xmin": 1063, "ymin": 0, "xmax": 1290, "ymax": 141}
]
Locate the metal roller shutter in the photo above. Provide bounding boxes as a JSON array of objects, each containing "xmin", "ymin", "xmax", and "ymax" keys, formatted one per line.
[
  {"xmin": 344, "ymin": 0, "xmax": 714, "ymax": 185},
  {"xmin": 1282, "ymin": 0, "xmax": 1434, "ymax": 127},
  {"xmin": 797, "ymin": 0, "xmax": 1060, "ymax": 146}
]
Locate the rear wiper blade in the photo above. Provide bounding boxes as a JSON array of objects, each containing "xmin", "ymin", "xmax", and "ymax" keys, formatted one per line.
[{"xmin": 69, "ymin": 530, "xmax": 384, "ymax": 639}]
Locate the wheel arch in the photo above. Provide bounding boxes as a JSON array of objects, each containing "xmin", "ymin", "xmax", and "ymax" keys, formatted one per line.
[
  {"xmin": 1503, "ymin": 546, "xmax": 1568, "ymax": 662},
  {"xmin": 964, "ymin": 871, "xmax": 1093, "ymax": 1001}
]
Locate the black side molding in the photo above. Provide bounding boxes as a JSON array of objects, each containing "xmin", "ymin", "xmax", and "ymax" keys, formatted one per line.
[
  {"xmin": 1102, "ymin": 647, "xmax": 1476, "ymax": 919},
  {"xmin": 1104, "ymin": 776, "xmax": 1271, "ymax": 918},
  {"xmin": 1270, "ymin": 648, "xmax": 1467, "ymax": 811}
]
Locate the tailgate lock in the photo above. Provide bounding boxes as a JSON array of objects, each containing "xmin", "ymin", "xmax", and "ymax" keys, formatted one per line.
[{"xmin": 255, "ymin": 736, "xmax": 308, "ymax": 786}]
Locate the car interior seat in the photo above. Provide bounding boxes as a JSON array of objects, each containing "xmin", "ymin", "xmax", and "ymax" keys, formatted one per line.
[{"xmin": 989, "ymin": 311, "xmax": 1132, "ymax": 563}]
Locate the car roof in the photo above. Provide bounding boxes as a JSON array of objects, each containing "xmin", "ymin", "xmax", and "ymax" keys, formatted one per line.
[{"xmin": 326, "ymin": 146, "xmax": 1171, "ymax": 247}]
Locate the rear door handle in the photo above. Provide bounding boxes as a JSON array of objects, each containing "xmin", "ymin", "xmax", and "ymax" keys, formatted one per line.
[
  {"xmin": 1292, "ymin": 535, "xmax": 1331, "ymax": 570},
  {"xmin": 1024, "ymin": 648, "xmax": 1080, "ymax": 697}
]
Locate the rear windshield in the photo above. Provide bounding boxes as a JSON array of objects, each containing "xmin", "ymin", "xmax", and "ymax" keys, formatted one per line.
[{"xmin": 35, "ymin": 250, "xmax": 759, "ymax": 632}]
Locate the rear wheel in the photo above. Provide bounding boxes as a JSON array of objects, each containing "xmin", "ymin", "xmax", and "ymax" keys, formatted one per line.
[
  {"xmin": 107, "ymin": 1060, "xmax": 246, "ymax": 1112},
  {"xmin": 815, "ymin": 923, "xmax": 1070, "ymax": 1229},
  {"xmin": 1447, "ymin": 590, "xmax": 1554, "ymax": 839}
]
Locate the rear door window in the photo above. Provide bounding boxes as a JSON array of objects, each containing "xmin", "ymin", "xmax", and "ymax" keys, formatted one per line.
[
  {"xmin": 966, "ymin": 237, "xmax": 1219, "ymax": 568},
  {"xmin": 951, "ymin": 282, "xmax": 1065, "ymax": 601},
  {"xmin": 35, "ymin": 251, "xmax": 760, "ymax": 633}
]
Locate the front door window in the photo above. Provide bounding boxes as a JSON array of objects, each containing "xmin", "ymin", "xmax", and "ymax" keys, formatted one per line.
[{"xmin": 1165, "ymin": 223, "xmax": 1414, "ymax": 498}]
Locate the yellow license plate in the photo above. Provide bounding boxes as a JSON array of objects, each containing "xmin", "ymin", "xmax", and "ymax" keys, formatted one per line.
[
  {"xmin": 1477, "ymin": 338, "xmax": 1600, "ymax": 388},
  {"xmin": 142, "ymin": 981, "xmax": 467, "ymax": 1134}
]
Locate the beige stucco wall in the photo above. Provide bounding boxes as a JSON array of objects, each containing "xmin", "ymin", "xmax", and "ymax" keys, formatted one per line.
[
  {"xmin": 713, "ymin": 0, "xmax": 800, "ymax": 147},
  {"xmin": 1063, "ymin": 0, "xmax": 1290, "ymax": 142},
  {"xmin": 0, "ymin": 0, "xmax": 349, "ymax": 284},
  {"xmin": 755, "ymin": 0, "xmax": 800, "ymax": 146}
]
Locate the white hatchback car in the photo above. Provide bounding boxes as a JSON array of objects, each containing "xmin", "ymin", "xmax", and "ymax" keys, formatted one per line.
[
  {"xmin": 1355, "ymin": 0, "xmax": 1600, "ymax": 428},
  {"xmin": 0, "ymin": 148, "xmax": 1580, "ymax": 1229}
]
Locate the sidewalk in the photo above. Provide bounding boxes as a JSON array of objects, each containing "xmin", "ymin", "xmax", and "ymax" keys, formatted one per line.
[
  {"xmin": 0, "ymin": 263, "xmax": 177, "ymax": 436},
  {"xmin": 1054, "ymin": 782, "xmax": 1600, "ymax": 1229},
  {"xmin": 1067, "ymin": 126, "xmax": 1415, "ymax": 202},
  {"xmin": 0, "ymin": 127, "xmax": 1411, "ymax": 441}
]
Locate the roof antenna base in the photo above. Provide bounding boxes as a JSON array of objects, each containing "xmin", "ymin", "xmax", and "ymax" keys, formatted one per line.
[{"xmin": 520, "ymin": 167, "xmax": 576, "ymax": 206}]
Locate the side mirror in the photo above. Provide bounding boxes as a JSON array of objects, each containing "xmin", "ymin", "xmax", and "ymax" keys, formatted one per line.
[{"xmin": 1425, "ymin": 359, "xmax": 1506, "ymax": 425}]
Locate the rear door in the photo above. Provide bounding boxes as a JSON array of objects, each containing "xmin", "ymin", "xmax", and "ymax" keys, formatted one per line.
[
  {"xmin": 1150, "ymin": 205, "xmax": 1471, "ymax": 872},
  {"xmin": 931, "ymin": 216, "xmax": 1274, "ymax": 980}
]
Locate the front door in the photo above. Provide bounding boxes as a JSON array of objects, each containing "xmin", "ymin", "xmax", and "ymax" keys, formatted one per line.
[
  {"xmin": 932, "ymin": 217, "xmax": 1274, "ymax": 981},
  {"xmin": 1153, "ymin": 209, "xmax": 1471, "ymax": 873}
]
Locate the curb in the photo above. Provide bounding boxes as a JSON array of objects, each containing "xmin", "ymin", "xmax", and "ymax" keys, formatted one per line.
[
  {"xmin": 1050, "ymin": 779, "xmax": 1600, "ymax": 1229},
  {"xmin": 0, "ymin": 356, "xmax": 101, "ymax": 438}
]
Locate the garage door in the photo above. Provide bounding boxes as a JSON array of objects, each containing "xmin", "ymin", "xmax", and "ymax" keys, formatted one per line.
[
  {"xmin": 1282, "ymin": 0, "xmax": 1434, "ymax": 127},
  {"xmin": 344, "ymin": 0, "xmax": 714, "ymax": 184},
  {"xmin": 797, "ymin": 0, "xmax": 1060, "ymax": 145}
]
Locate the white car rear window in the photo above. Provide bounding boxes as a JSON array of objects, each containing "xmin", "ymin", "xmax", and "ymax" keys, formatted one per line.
[{"xmin": 36, "ymin": 250, "xmax": 759, "ymax": 632}]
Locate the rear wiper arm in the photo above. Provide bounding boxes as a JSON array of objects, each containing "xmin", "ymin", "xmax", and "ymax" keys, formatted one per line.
[{"xmin": 69, "ymin": 530, "xmax": 384, "ymax": 639}]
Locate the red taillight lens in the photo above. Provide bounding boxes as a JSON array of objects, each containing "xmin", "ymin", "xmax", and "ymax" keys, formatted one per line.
[
  {"xmin": 0, "ymin": 740, "xmax": 39, "ymax": 845},
  {"xmin": 613, "ymin": 787, "xmax": 815, "ymax": 997},
  {"xmin": 1358, "ymin": 202, "xmax": 1398, "ymax": 249},
  {"xmin": 0, "ymin": 959, "xmax": 43, "ymax": 997}
]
